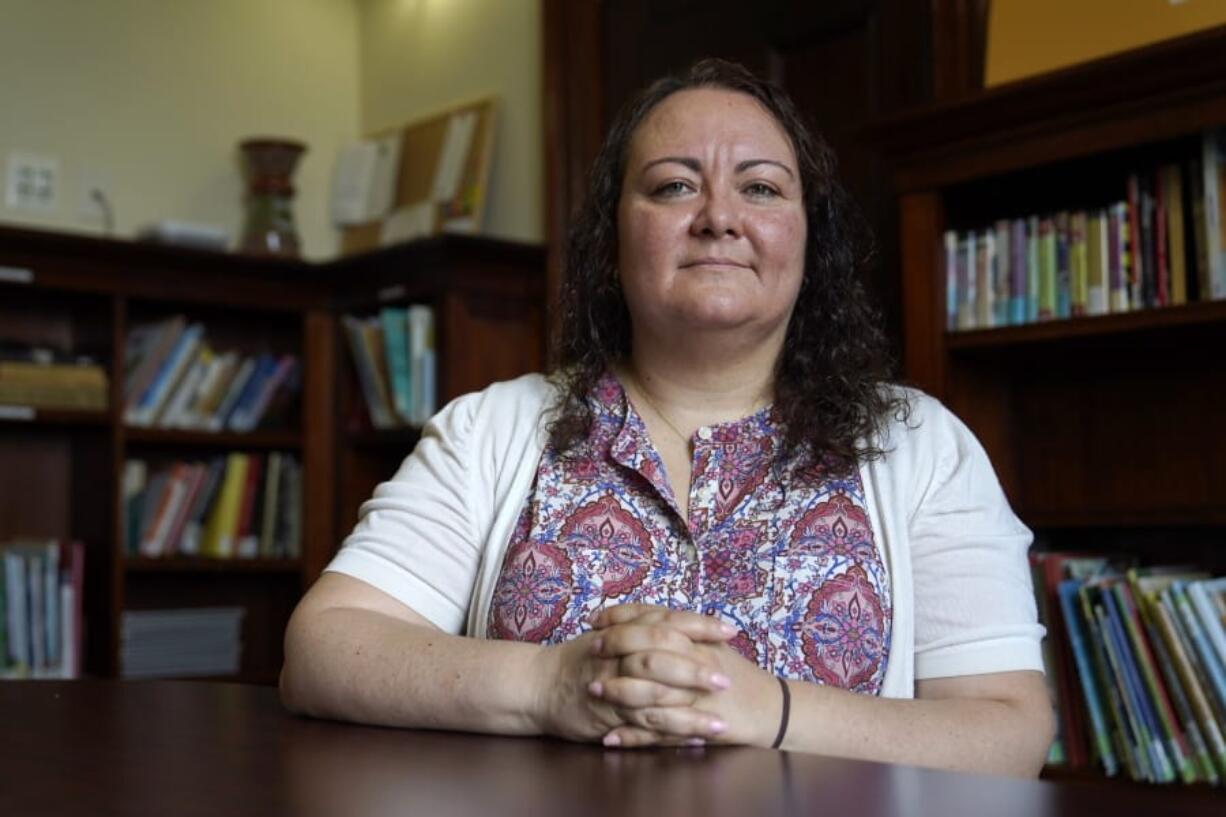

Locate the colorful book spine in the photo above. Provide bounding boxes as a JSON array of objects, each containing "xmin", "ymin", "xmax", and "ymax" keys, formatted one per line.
[
  {"xmin": 1009, "ymin": 218, "xmax": 1027, "ymax": 324},
  {"xmin": 1060, "ymin": 580, "xmax": 1119, "ymax": 776}
]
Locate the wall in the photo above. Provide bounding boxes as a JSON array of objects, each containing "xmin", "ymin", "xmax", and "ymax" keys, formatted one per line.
[
  {"xmin": 0, "ymin": 0, "xmax": 361, "ymax": 259},
  {"xmin": 358, "ymin": 0, "xmax": 543, "ymax": 243},
  {"xmin": 986, "ymin": 0, "xmax": 1226, "ymax": 87}
]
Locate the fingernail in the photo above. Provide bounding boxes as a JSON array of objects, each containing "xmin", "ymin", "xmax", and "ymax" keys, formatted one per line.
[
  {"xmin": 684, "ymin": 738, "xmax": 706, "ymax": 747},
  {"xmin": 588, "ymin": 680, "xmax": 604, "ymax": 697},
  {"xmin": 590, "ymin": 637, "xmax": 603, "ymax": 655},
  {"xmin": 603, "ymin": 733, "xmax": 622, "ymax": 747},
  {"xmin": 708, "ymin": 720, "xmax": 727, "ymax": 735},
  {"xmin": 710, "ymin": 672, "xmax": 731, "ymax": 689},
  {"xmin": 719, "ymin": 623, "xmax": 737, "ymax": 637}
]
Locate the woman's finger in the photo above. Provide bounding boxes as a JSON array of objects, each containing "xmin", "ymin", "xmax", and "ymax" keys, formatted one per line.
[
  {"xmin": 592, "ymin": 605, "xmax": 737, "ymax": 643},
  {"xmin": 602, "ymin": 726, "xmax": 707, "ymax": 749},
  {"xmin": 592, "ymin": 623, "xmax": 710, "ymax": 659},
  {"xmin": 591, "ymin": 675, "xmax": 700, "ymax": 708},
  {"xmin": 616, "ymin": 705, "xmax": 728, "ymax": 739},
  {"xmin": 617, "ymin": 650, "xmax": 731, "ymax": 692}
]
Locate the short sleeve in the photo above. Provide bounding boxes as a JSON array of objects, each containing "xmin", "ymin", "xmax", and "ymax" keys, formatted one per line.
[
  {"xmin": 324, "ymin": 394, "xmax": 481, "ymax": 634},
  {"xmin": 908, "ymin": 403, "xmax": 1046, "ymax": 680}
]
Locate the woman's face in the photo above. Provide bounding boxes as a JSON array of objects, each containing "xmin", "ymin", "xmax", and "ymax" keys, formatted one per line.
[{"xmin": 617, "ymin": 87, "xmax": 806, "ymax": 345}]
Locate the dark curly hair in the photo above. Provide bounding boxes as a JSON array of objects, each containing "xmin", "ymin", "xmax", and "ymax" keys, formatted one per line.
[{"xmin": 550, "ymin": 58, "xmax": 908, "ymax": 473}]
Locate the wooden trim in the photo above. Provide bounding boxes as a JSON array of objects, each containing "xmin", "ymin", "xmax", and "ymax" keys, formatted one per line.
[
  {"xmin": 929, "ymin": 0, "xmax": 988, "ymax": 100},
  {"xmin": 301, "ymin": 309, "xmax": 336, "ymax": 583},
  {"xmin": 543, "ymin": 0, "xmax": 605, "ymax": 356},
  {"xmin": 899, "ymin": 192, "xmax": 946, "ymax": 397}
]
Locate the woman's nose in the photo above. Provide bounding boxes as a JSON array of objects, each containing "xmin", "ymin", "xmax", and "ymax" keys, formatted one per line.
[{"xmin": 690, "ymin": 189, "xmax": 741, "ymax": 238}]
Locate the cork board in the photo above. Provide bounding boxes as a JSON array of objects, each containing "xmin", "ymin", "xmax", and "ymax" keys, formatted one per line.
[{"xmin": 341, "ymin": 96, "xmax": 496, "ymax": 255}]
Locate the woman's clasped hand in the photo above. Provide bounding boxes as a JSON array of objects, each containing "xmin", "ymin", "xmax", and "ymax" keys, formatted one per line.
[{"xmin": 533, "ymin": 604, "xmax": 780, "ymax": 748}]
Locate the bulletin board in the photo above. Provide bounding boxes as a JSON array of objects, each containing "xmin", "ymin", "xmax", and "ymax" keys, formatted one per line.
[{"xmin": 341, "ymin": 96, "xmax": 497, "ymax": 255}]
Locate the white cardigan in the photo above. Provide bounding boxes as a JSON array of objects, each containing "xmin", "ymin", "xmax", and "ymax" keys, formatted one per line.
[{"xmin": 327, "ymin": 374, "xmax": 1044, "ymax": 699}]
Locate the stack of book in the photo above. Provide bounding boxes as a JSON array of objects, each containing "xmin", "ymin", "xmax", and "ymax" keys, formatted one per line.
[
  {"xmin": 123, "ymin": 315, "xmax": 300, "ymax": 431},
  {"xmin": 120, "ymin": 606, "xmax": 244, "ymax": 679},
  {"xmin": 122, "ymin": 453, "xmax": 301, "ymax": 560},
  {"xmin": 1034, "ymin": 552, "xmax": 1226, "ymax": 785},
  {"xmin": 945, "ymin": 128, "xmax": 1226, "ymax": 331},
  {"xmin": 0, "ymin": 342, "xmax": 107, "ymax": 412},
  {"xmin": 0, "ymin": 539, "xmax": 84, "ymax": 679},
  {"xmin": 342, "ymin": 305, "xmax": 436, "ymax": 430}
]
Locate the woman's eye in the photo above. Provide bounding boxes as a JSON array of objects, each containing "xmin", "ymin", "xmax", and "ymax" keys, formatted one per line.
[
  {"xmin": 744, "ymin": 182, "xmax": 779, "ymax": 198},
  {"xmin": 652, "ymin": 180, "xmax": 692, "ymax": 197}
]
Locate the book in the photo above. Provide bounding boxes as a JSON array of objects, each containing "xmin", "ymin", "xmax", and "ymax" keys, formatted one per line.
[
  {"xmin": 976, "ymin": 229, "xmax": 993, "ymax": 328},
  {"xmin": 1009, "ymin": 218, "xmax": 1027, "ymax": 324},
  {"xmin": 234, "ymin": 455, "xmax": 265, "ymax": 558},
  {"xmin": 1113, "ymin": 581, "xmax": 1196, "ymax": 782},
  {"xmin": 380, "ymin": 307, "xmax": 415, "ymax": 424},
  {"xmin": 1162, "ymin": 163, "xmax": 1188, "ymax": 306},
  {"xmin": 1037, "ymin": 217, "xmax": 1056, "ymax": 320},
  {"xmin": 993, "ymin": 219, "xmax": 1010, "ymax": 327},
  {"xmin": 127, "ymin": 323, "xmax": 204, "ymax": 427},
  {"xmin": 944, "ymin": 230, "xmax": 958, "ymax": 330},
  {"xmin": 1059, "ymin": 579, "xmax": 1119, "ymax": 776},
  {"xmin": 1086, "ymin": 209, "xmax": 1108, "ymax": 315},
  {"xmin": 408, "ymin": 305, "xmax": 436, "ymax": 423},
  {"xmin": 178, "ymin": 457, "xmax": 227, "ymax": 557},
  {"xmin": 200, "ymin": 453, "xmax": 249, "ymax": 558},
  {"xmin": 1068, "ymin": 211, "xmax": 1087, "ymax": 317},
  {"xmin": 258, "ymin": 452, "xmax": 283, "ymax": 558},
  {"xmin": 1108, "ymin": 202, "xmax": 1131, "ymax": 312},
  {"xmin": 208, "ymin": 356, "xmax": 256, "ymax": 432},
  {"xmin": 1201, "ymin": 129, "xmax": 1226, "ymax": 299},
  {"xmin": 1126, "ymin": 173, "xmax": 1146, "ymax": 310},
  {"xmin": 123, "ymin": 316, "xmax": 186, "ymax": 406},
  {"xmin": 342, "ymin": 315, "xmax": 396, "ymax": 429}
]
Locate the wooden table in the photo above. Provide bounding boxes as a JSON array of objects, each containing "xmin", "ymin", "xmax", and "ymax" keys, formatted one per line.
[{"xmin": 1, "ymin": 680, "xmax": 1220, "ymax": 816}]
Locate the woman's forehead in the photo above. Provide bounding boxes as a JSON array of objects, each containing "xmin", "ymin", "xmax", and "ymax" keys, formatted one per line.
[{"xmin": 629, "ymin": 87, "xmax": 795, "ymax": 165}]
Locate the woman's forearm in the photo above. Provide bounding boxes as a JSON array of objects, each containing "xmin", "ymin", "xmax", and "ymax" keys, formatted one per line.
[
  {"xmin": 783, "ymin": 674, "xmax": 1054, "ymax": 778},
  {"xmin": 280, "ymin": 605, "xmax": 547, "ymax": 735}
]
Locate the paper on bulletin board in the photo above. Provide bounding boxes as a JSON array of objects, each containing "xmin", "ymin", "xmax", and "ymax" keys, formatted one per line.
[{"xmin": 339, "ymin": 96, "xmax": 496, "ymax": 255}]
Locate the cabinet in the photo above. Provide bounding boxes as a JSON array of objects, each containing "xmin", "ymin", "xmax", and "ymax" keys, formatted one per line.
[
  {"xmin": 869, "ymin": 27, "xmax": 1226, "ymax": 782},
  {"xmin": 0, "ymin": 226, "xmax": 544, "ymax": 681}
]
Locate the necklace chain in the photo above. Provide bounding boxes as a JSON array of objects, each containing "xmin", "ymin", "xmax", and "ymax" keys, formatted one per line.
[
  {"xmin": 626, "ymin": 367, "xmax": 767, "ymax": 449},
  {"xmin": 628, "ymin": 371, "xmax": 692, "ymax": 447}
]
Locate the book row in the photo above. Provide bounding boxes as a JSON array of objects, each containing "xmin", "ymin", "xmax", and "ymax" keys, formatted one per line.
[
  {"xmin": 1034, "ymin": 553, "xmax": 1226, "ymax": 785},
  {"xmin": 123, "ymin": 452, "xmax": 301, "ymax": 560},
  {"xmin": 343, "ymin": 306, "xmax": 436, "ymax": 430},
  {"xmin": 0, "ymin": 539, "xmax": 84, "ymax": 679},
  {"xmin": 124, "ymin": 315, "xmax": 300, "ymax": 431},
  {"xmin": 946, "ymin": 129, "xmax": 1226, "ymax": 331}
]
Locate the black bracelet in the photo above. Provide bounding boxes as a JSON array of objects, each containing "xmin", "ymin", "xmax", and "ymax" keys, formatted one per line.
[{"xmin": 771, "ymin": 677, "xmax": 791, "ymax": 750}]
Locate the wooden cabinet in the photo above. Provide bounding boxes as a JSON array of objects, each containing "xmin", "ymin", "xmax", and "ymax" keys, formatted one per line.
[{"xmin": 0, "ymin": 226, "xmax": 544, "ymax": 681}]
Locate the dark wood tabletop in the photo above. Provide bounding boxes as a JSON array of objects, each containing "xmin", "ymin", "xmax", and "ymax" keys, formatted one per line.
[{"xmin": 1, "ymin": 680, "xmax": 1220, "ymax": 816}]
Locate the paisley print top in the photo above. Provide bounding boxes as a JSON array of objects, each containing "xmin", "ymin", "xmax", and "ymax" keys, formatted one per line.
[{"xmin": 487, "ymin": 372, "xmax": 891, "ymax": 694}]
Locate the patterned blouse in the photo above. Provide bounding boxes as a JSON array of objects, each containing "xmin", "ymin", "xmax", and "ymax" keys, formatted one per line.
[{"xmin": 487, "ymin": 372, "xmax": 891, "ymax": 693}]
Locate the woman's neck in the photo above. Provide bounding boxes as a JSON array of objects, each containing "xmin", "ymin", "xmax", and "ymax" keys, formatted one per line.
[{"xmin": 621, "ymin": 331, "xmax": 779, "ymax": 429}]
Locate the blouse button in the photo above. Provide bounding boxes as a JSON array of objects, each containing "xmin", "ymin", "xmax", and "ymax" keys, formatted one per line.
[{"xmin": 697, "ymin": 427, "xmax": 713, "ymax": 441}]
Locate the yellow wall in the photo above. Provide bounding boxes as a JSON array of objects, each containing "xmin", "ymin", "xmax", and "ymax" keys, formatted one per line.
[
  {"xmin": 0, "ymin": 0, "xmax": 362, "ymax": 259},
  {"xmin": 986, "ymin": 0, "xmax": 1226, "ymax": 87},
  {"xmin": 358, "ymin": 0, "xmax": 543, "ymax": 242}
]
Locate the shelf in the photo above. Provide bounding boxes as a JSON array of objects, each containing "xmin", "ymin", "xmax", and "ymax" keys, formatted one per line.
[
  {"xmin": 1022, "ymin": 509, "xmax": 1226, "ymax": 529},
  {"xmin": 125, "ymin": 557, "xmax": 301, "ymax": 574},
  {"xmin": 345, "ymin": 427, "xmax": 422, "ymax": 448},
  {"xmin": 0, "ymin": 406, "xmax": 110, "ymax": 427},
  {"xmin": 124, "ymin": 427, "xmax": 301, "ymax": 450},
  {"xmin": 945, "ymin": 300, "xmax": 1226, "ymax": 351}
]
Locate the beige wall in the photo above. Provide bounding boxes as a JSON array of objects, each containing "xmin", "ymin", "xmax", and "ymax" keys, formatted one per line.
[
  {"xmin": 0, "ymin": 0, "xmax": 362, "ymax": 260},
  {"xmin": 0, "ymin": 0, "xmax": 542, "ymax": 257},
  {"xmin": 358, "ymin": 0, "xmax": 543, "ymax": 243},
  {"xmin": 986, "ymin": 0, "xmax": 1226, "ymax": 87}
]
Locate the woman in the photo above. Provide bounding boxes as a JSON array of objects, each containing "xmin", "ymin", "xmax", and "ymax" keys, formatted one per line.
[{"xmin": 281, "ymin": 59, "xmax": 1054, "ymax": 777}]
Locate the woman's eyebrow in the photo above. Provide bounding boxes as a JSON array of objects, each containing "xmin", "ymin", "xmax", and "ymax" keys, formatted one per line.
[
  {"xmin": 736, "ymin": 158, "xmax": 794, "ymax": 178},
  {"xmin": 640, "ymin": 156, "xmax": 795, "ymax": 179}
]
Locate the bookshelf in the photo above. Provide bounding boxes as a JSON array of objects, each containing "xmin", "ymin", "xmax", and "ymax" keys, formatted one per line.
[
  {"xmin": 0, "ymin": 225, "xmax": 544, "ymax": 682},
  {"xmin": 869, "ymin": 27, "xmax": 1226, "ymax": 784}
]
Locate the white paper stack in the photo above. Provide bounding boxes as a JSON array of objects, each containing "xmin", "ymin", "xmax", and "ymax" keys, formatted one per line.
[{"xmin": 120, "ymin": 607, "xmax": 244, "ymax": 679}]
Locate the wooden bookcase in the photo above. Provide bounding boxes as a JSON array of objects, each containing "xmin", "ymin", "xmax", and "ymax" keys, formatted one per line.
[
  {"xmin": 869, "ymin": 27, "xmax": 1226, "ymax": 782},
  {"xmin": 870, "ymin": 26, "xmax": 1226, "ymax": 558},
  {"xmin": 0, "ymin": 226, "xmax": 544, "ymax": 682}
]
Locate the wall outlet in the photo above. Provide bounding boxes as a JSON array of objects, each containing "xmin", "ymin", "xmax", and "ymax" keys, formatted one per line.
[{"xmin": 5, "ymin": 153, "xmax": 60, "ymax": 211}]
